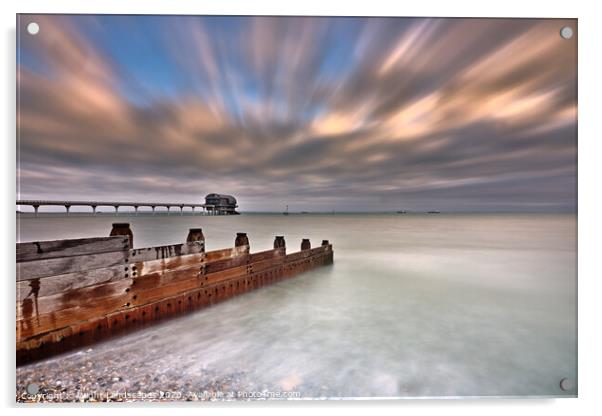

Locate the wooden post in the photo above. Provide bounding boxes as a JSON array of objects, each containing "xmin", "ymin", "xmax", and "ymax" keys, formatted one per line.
[
  {"xmin": 322, "ymin": 240, "xmax": 329, "ymax": 246},
  {"xmin": 187, "ymin": 228, "xmax": 205, "ymax": 243},
  {"xmin": 301, "ymin": 239, "xmax": 311, "ymax": 250},
  {"xmin": 274, "ymin": 236, "xmax": 286, "ymax": 254},
  {"xmin": 235, "ymin": 232, "xmax": 249, "ymax": 248},
  {"xmin": 110, "ymin": 223, "xmax": 133, "ymax": 249}
]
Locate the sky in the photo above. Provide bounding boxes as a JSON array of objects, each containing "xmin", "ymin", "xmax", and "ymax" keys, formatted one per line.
[{"xmin": 17, "ymin": 15, "xmax": 577, "ymax": 212}]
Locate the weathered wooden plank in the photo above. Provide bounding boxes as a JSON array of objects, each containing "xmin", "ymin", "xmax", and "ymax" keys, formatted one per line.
[
  {"xmin": 201, "ymin": 264, "xmax": 249, "ymax": 286},
  {"xmin": 132, "ymin": 252, "xmax": 206, "ymax": 277},
  {"xmin": 203, "ymin": 254, "xmax": 248, "ymax": 275},
  {"xmin": 128, "ymin": 241, "xmax": 204, "ymax": 262},
  {"xmin": 130, "ymin": 250, "xmax": 322, "ymax": 309},
  {"xmin": 285, "ymin": 245, "xmax": 328, "ymax": 262},
  {"xmin": 308, "ymin": 245, "xmax": 329, "ymax": 255},
  {"xmin": 205, "ymin": 245, "xmax": 248, "ymax": 262},
  {"xmin": 17, "ymin": 250, "xmax": 129, "ymax": 281},
  {"xmin": 16, "ymin": 265, "xmax": 127, "ymax": 302},
  {"xmin": 130, "ymin": 274, "xmax": 204, "ymax": 307},
  {"xmin": 16, "ymin": 236, "xmax": 129, "ymax": 263},
  {"xmin": 127, "ymin": 256, "xmax": 251, "ymax": 306},
  {"xmin": 131, "ymin": 250, "xmax": 249, "ymax": 293},
  {"xmin": 130, "ymin": 262, "xmax": 251, "ymax": 308},
  {"xmin": 130, "ymin": 258, "xmax": 251, "ymax": 304},
  {"xmin": 16, "ymin": 287, "xmax": 131, "ymax": 340},
  {"xmin": 250, "ymin": 257, "xmax": 285, "ymax": 274},
  {"xmin": 283, "ymin": 249, "xmax": 315, "ymax": 263},
  {"xmin": 16, "ymin": 279, "xmax": 132, "ymax": 321},
  {"xmin": 130, "ymin": 266, "xmax": 200, "ymax": 293},
  {"xmin": 249, "ymin": 248, "xmax": 284, "ymax": 263}
]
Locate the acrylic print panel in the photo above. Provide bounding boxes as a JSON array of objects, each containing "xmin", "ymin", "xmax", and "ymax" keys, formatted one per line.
[{"xmin": 16, "ymin": 15, "xmax": 577, "ymax": 401}]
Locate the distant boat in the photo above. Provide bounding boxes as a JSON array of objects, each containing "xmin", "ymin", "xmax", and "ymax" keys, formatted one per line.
[
  {"xmin": 283, "ymin": 205, "xmax": 289, "ymax": 216},
  {"xmin": 427, "ymin": 211, "xmax": 441, "ymax": 214},
  {"xmin": 396, "ymin": 210, "xmax": 407, "ymax": 214}
]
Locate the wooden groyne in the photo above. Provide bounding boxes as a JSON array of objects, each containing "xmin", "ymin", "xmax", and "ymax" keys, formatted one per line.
[{"xmin": 16, "ymin": 224, "xmax": 334, "ymax": 365}]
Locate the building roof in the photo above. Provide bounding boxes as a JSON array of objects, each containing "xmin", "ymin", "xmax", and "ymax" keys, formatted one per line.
[{"xmin": 205, "ymin": 194, "xmax": 237, "ymax": 205}]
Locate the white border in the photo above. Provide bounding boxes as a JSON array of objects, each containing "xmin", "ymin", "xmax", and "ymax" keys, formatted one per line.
[{"xmin": 2, "ymin": 1, "xmax": 601, "ymax": 415}]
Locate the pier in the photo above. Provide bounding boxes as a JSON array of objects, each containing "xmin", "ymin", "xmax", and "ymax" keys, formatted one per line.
[
  {"xmin": 17, "ymin": 199, "xmax": 227, "ymax": 216},
  {"xmin": 16, "ymin": 224, "xmax": 333, "ymax": 365}
]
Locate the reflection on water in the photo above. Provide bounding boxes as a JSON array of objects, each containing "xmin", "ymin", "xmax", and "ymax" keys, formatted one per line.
[{"xmin": 16, "ymin": 213, "xmax": 577, "ymax": 398}]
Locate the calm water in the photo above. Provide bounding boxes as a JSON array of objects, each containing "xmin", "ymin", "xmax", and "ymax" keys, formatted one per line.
[{"xmin": 16, "ymin": 213, "xmax": 577, "ymax": 398}]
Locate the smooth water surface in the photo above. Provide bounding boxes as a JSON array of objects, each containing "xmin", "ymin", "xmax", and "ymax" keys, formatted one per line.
[{"xmin": 16, "ymin": 213, "xmax": 577, "ymax": 398}]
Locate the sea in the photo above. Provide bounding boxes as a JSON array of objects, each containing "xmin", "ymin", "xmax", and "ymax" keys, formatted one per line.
[{"xmin": 16, "ymin": 212, "xmax": 577, "ymax": 399}]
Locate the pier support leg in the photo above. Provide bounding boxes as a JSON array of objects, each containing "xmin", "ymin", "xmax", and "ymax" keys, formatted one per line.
[
  {"xmin": 180, "ymin": 206, "xmax": 183, "ymax": 216},
  {"xmin": 151, "ymin": 206, "xmax": 155, "ymax": 215},
  {"xmin": 167, "ymin": 207, "xmax": 170, "ymax": 216},
  {"xmin": 114, "ymin": 206, "xmax": 119, "ymax": 216},
  {"xmin": 134, "ymin": 206, "xmax": 139, "ymax": 216},
  {"xmin": 91, "ymin": 205, "xmax": 97, "ymax": 215},
  {"xmin": 33, "ymin": 205, "xmax": 39, "ymax": 218},
  {"xmin": 192, "ymin": 206, "xmax": 195, "ymax": 215},
  {"xmin": 65, "ymin": 205, "xmax": 71, "ymax": 216}
]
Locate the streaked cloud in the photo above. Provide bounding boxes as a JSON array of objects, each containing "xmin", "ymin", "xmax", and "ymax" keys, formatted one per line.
[{"xmin": 17, "ymin": 15, "xmax": 576, "ymax": 212}]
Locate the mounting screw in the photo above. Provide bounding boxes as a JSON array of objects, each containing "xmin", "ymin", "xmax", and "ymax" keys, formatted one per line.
[{"xmin": 560, "ymin": 26, "xmax": 573, "ymax": 39}]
